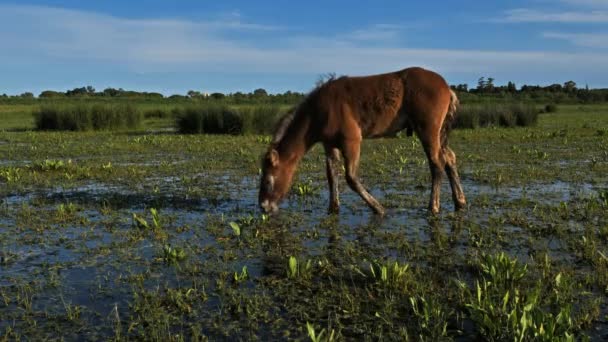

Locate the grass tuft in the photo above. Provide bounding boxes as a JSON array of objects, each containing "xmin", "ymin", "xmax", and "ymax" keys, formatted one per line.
[
  {"xmin": 34, "ymin": 103, "xmax": 142, "ymax": 131},
  {"xmin": 454, "ymin": 103, "xmax": 539, "ymax": 129}
]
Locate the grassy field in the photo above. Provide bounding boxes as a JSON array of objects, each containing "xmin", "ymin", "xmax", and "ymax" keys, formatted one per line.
[{"xmin": 0, "ymin": 104, "xmax": 607, "ymax": 340}]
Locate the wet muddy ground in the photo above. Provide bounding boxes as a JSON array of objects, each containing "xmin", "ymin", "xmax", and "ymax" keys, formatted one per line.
[{"xmin": 0, "ymin": 108, "xmax": 607, "ymax": 340}]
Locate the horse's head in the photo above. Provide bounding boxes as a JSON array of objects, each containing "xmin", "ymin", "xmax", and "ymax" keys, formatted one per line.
[{"xmin": 259, "ymin": 147, "xmax": 296, "ymax": 214}]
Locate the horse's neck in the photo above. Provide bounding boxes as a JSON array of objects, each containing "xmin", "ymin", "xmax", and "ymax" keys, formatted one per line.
[{"xmin": 276, "ymin": 113, "xmax": 311, "ymax": 163}]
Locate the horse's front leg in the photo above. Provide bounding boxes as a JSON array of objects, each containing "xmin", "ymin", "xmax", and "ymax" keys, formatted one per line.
[
  {"xmin": 325, "ymin": 146, "xmax": 341, "ymax": 214},
  {"xmin": 341, "ymin": 139, "xmax": 386, "ymax": 216}
]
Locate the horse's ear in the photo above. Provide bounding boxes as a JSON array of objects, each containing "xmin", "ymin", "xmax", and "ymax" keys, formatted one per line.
[{"xmin": 269, "ymin": 149, "xmax": 279, "ymax": 167}]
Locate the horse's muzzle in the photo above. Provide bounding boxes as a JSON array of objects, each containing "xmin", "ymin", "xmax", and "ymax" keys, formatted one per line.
[{"xmin": 259, "ymin": 200, "xmax": 278, "ymax": 214}]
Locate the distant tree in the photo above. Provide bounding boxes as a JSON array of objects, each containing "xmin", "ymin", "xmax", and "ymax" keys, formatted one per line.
[
  {"xmin": 458, "ymin": 84, "xmax": 469, "ymax": 92},
  {"xmin": 507, "ymin": 81, "xmax": 516, "ymax": 93},
  {"xmin": 232, "ymin": 91, "xmax": 246, "ymax": 103},
  {"xmin": 210, "ymin": 92, "xmax": 225, "ymax": 100},
  {"xmin": 103, "ymin": 88, "xmax": 122, "ymax": 97},
  {"xmin": 145, "ymin": 92, "xmax": 164, "ymax": 99},
  {"xmin": 486, "ymin": 78, "xmax": 495, "ymax": 92},
  {"xmin": 564, "ymin": 81, "xmax": 577, "ymax": 93},
  {"xmin": 19, "ymin": 92, "xmax": 34, "ymax": 99},
  {"xmin": 39, "ymin": 90, "xmax": 65, "ymax": 98},
  {"xmin": 546, "ymin": 84, "xmax": 562, "ymax": 92},
  {"xmin": 477, "ymin": 77, "xmax": 486, "ymax": 92},
  {"xmin": 253, "ymin": 88, "xmax": 268, "ymax": 97},
  {"xmin": 66, "ymin": 87, "xmax": 87, "ymax": 96},
  {"xmin": 169, "ymin": 94, "xmax": 187, "ymax": 100},
  {"xmin": 86, "ymin": 85, "xmax": 95, "ymax": 94},
  {"xmin": 187, "ymin": 90, "xmax": 202, "ymax": 98}
]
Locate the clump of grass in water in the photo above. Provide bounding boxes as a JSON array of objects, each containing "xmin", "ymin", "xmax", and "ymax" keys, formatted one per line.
[
  {"xmin": 459, "ymin": 252, "xmax": 583, "ymax": 341},
  {"xmin": 174, "ymin": 104, "xmax": 242, "ymax": 134},
  {"xmin": 174, "ymin": 103, "xmax": 281, "ymax": 135},
  {"xmin": 239, "ymin": 104, "xmax": 282, "ymax": 135},
  {"xmin": 293, "ymin": 179, "xmax": 319, "ymax": 199},
  {"xmin": 162, "ymin": 244, "xmax": 187, "ymax": 263},
  {"xmin": 34, "ymin": 103, "xmax": 142, "ymax": 131},
  {"xmin": 287, "ymin": 256, "xmax": 312, "ymax": 280},
  {"xmin": 143, "ymin": 108, "xmax": 173, "ymax": 119},
  {"xmin": 32, "ymin": 159, "xmax": 70, "ymax": 171},
  {"xmin": 0, "ymin": 167, "xmax": 22, "ymax": 183},
  {"xmin": 455, "ymin": 103, "xmax": 538, "ymax": 129},
  {"xmin": 369, "ymin": 260, "xmax": 411, "ymax": 289}
]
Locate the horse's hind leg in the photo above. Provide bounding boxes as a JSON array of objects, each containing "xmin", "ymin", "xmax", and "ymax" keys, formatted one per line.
[
  {"xmin": 420, "ymin": 135, "xmax": 445, "ymax": 215},
  {"xmin": 325, "ymin": 145, "xmax": 341, "ymax": 214},
  {"xmin": 341, "ymin": 139, "xmax": 386, "ymax": 216},
  {"xmin": 443, "ymin": 146, "xmax": 466, "ymax": 211}
]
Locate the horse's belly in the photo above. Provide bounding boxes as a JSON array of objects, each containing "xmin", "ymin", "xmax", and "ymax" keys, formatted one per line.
[{"xmin": 364, "ymin": 113, "xmax": 408, "ymax": 138}]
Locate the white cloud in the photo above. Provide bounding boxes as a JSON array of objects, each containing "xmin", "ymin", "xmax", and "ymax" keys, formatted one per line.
[
  {"xmin": 559, "ymin": 0, "xmax": 608, "ymax": 8},
  {"xmin": 0, "ymin": 4, "xmax": 607, "ymax": 79},
  {"xmin": 543, "ymin": 32, "xmax": 608, "ymax": 48},
  {"xmin": 342, "ymin": 24, "xmax": 405, "ymax": 42},
  {"xmin": 496, "ymin": 8, "xmax": 608, "ymax": 23}
]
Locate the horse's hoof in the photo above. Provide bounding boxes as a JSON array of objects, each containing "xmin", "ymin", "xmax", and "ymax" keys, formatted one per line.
[
  {"xmin": 428, "ymin": 207, "xmax": 440, "ymax": 215},
  {"xmin": 455, "ymin": 202, "xmax": 467, "ymax": 212},
  {"xmin": 374, "ymin": 207, "xmax": 386, "ymax": 216}
]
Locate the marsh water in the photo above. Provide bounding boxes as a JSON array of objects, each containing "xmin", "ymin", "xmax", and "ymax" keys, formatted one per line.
[{"xmin": 1, "ymin": 112, "xmax": 607, "ymax": 340}]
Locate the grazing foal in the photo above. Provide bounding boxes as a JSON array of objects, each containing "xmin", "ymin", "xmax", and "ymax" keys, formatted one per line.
[{"xmin": 259, "ymin": 67, "xmax": 466, "ymax": 215}]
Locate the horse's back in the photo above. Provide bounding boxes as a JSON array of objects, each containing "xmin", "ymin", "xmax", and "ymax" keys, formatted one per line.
[{"xmin": 308, "ymin": 67, "xmax": 452, "ymax": 142}]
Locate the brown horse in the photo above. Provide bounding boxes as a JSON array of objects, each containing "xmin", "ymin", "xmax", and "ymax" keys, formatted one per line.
[{"xmin": 259, "ymin": 67, "xmax": 466, "ymax": 215}]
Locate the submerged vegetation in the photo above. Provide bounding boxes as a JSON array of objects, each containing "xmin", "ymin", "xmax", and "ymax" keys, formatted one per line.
[
  {"xmin": 0, "ymin": 103, "xmax": 607, "ymax": 340},
  {"xmin": 174, "ymin": 104, "xmax": 281, "ymax": 135},
  {"xmin": 454, "ymin": 103, "xmax": 539, "ymax": 129},
  {"xmin": 31, "ymin": 100, "xmax": 541, "ymax": 134},
  {"xmin": 34, "ymin": 103, "xmax": 142, "ymax": 131}
]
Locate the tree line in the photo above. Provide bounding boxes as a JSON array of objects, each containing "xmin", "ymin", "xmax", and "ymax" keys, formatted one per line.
[
  {"xmin": 2, "ymin": 78, "xmax": 608, "ymax": 104},
  {"xmin": 452, "ymin": 78, "xmax": 607, "ymax": 103}
]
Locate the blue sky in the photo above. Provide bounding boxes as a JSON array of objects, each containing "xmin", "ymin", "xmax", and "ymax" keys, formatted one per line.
[{"xmin": 1, "ymin": 0, "xmax": 607, "ymax": 95}]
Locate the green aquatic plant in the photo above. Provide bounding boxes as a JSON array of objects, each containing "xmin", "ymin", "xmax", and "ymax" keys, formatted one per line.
[
  {"xmin": 132, "ymin": 213, "xmax": 150, "ymax": 230},
  {"xmin": 369, "ymin": 260, "xmax": 411, "ymax": 289},
  {"xmin": 132, "ymin": 208, "xmax": 161, "ymax": 230},
  {"xmin": 233, "ymin": 266, "xmax": 249, "ymax": 284},
  {"xmin": 229, "ymin": 221, "xmax": 241, "ymax": 237},
  {"xmin": 162, "ymin": 244, "xmax": 187, "ymax": 263},
  {"xmin": 0, "ymin": 167, "xmax": 22, "ymax": 183},
  {"xmin": 409, "ymin": 296, "xmax": 450, "ymax": 340},
  {"xmin": 287, "ymin": 256, "xmax": 312, "ymax": 280},
  {"xmin": 34, "ymin": 159, "xmax": 69, "ymax": 171},
  {"xmin": 460, "ymin": 252, "xmax": 582, "ymax": 341},
  {"xmin": 306, "ymin": 322, "xmax": 336, "ymax": 342}
]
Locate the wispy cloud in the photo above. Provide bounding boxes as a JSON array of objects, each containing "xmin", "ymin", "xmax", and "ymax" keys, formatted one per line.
[
  {"xmin": 559, "ymin": 0, "xmax": 608, "ymax": 8},
  {"xmin": 543, "ymin": 32, "xmax": 608, "ymax": 48},
  {"xmin": 0, "ymin": 4, "xmax": 607, "ymax": 80},
  {"xmin": 341, "ymin": 24, "xmax": 405, "ymax": 43},
  {"xmin": 495, "ymin": 8, "xmax": 608, "ymax": 23}
]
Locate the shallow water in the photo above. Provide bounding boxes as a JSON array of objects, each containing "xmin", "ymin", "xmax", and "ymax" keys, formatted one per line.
[{"xmin": 1, "ymin": 126, "xmax": 607, "ymax": 340}]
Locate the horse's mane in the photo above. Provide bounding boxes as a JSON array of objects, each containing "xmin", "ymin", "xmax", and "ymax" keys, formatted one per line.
[
  {"xmin": 271, "ymin": 110, "xmax": 296, "ymax": 144},
  {"xmin": 271, "ymin": 74, "xmax": 341, "ymax": 145}
]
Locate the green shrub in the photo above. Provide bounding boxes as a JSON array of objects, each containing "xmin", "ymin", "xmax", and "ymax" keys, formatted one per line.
[
  {"xmin": 175, "ymin": 104, "xmax": 282, "ymax": 135},
  {"xmin": 513, "ymin": 103, "xmax": 539, "ymax": 127},
  {"xmin": 34, "ymin": 104, "xmax": 142, "ymax": 131},
  {"xmin": 545, "ymin": 104, "xmax": 558, "ymax": 113},
  {"xmin": 455, "ymin": 103, "xmax": 538, "ymax": 129},
  {"xmin": 240, "ymin": 105, "xmax": 282, "ymax": 135},
  {"xmin": 175, "ymin": 104, "xmax": 242, "ymax": 134},
  {"xmin": 143, "ymin": 108, "xmax": 172, "ymax": 119}
]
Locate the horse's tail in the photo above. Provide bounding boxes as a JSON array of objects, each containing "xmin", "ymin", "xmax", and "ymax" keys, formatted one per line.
[{"xmin": 441, "ymin": 89, "xmax": 459, "ymax": 147}]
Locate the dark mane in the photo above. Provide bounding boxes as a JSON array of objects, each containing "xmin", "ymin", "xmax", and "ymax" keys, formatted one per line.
[
  {"xmin": 271, "ymin": 74, "xmax": 341, "ymax": 145},
  {"xmin": 271, "ymin": 110, "xmax": 296, "ymax": 144}
]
